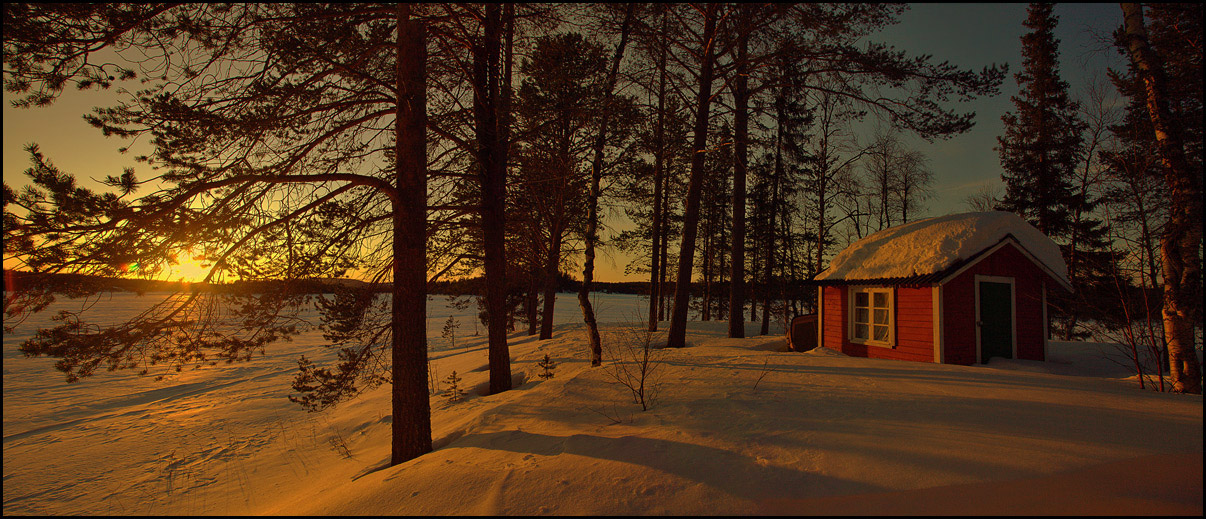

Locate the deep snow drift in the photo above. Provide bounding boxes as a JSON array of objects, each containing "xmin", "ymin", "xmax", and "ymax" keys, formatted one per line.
[{"xmin": 3, "ymin": 292, "xmax": 1201, "ymax": 515}]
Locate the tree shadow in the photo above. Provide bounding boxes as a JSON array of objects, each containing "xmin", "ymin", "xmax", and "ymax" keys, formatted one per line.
[{"xmin": 448, "ymin": 429, "xmax": 883, "ymax": 502}]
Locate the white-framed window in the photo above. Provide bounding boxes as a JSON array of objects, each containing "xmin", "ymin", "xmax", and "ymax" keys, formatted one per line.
[{"xmin": 849, "ymin": 286, "xmax": 894, "ymax": 347}]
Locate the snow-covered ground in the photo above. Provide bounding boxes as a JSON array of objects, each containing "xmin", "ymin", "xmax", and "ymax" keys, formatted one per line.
[{"xmin": 3, "ymin": 292, "xmax": 1202, "ymax": 515}]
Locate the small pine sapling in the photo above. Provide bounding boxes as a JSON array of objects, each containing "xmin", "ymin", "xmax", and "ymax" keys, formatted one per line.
[
  {"xmin": 537, "ymin": 354, "xmax": 557, "ymax": 380},
  {"xmin": 443, "ymin": 370, "xmax": 464, "ymax": 402},
  {"xmin": 442, "ymin": 315, "xmax": 459, "ymax": 349}
]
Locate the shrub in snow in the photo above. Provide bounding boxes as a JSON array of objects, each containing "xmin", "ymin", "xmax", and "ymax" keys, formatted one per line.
[
  {"xmin": 604, "ymin": 323, "xmax": 664, "ymax": 411},
  {"xmin": 328, "ymin": 434, "xmax": 352, "ymax": 459}
]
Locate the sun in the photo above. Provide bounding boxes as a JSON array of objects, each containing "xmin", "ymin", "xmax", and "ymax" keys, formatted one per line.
[{"xmin": 163, "ymin": 249, "xmax": 215, "ymax": 284}]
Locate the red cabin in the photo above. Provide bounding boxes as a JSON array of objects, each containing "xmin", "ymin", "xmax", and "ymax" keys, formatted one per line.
[{"xmin": 807, "ymin": 212, "xmax": 1072, "ymax": 365}]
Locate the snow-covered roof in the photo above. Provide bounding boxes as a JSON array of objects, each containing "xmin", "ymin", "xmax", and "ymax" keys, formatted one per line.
[{"xmin": 815, "ymin": 211, "xmax": 1070, "ymax": 288}]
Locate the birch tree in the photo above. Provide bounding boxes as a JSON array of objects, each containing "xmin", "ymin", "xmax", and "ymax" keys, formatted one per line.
[{"xmin": 1116, "ymin": 3, "xmax": 1202, "ymax": 394}]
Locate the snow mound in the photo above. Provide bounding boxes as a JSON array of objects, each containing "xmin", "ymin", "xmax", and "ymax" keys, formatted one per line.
[{"xmin": 816, "ymin": 211, "xmax": 1068, "ymax": 286}]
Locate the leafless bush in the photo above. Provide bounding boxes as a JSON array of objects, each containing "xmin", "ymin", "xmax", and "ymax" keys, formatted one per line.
[
  {"xmin": 320, "ymin": 416, "xmax": 354, "ymax": 459},
  {"xmin": 752, "ymin": 358, "xmax": 772, "ymax": 391},
  {"xmin": 1077, "ymin": 210, "xmax": 1171, "ymax": 391},
  {"xmin": 328, "ymin": 434, "xmax": 353, "ymax": 459},
  {"xmin": 603, "ymin": 319, "xmax": 665, "ymax": 411},
  {"xmin": 587, "ymin": 402, "xmax": 634, "ymax": 425}
]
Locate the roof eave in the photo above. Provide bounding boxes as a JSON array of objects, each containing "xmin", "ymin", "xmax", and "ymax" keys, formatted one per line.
[{"xmin": 814, "ymin": 234, "xmax": 1073, "ymax": 292}]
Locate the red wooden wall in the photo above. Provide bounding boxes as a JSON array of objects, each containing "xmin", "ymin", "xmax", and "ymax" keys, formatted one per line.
[
  {"xmin": 820, "ymin": 241, "xmax": 1054, "ymax": 366},
  {"xmin": 821, "ymin": 286, "xmax": 845, "ymax": 353},
  {"xmin": 820, "ymin": 285, "xmax": 933, "ymax": 363},
  {"xmin": 941, "ymin": 242, "xmax": 1049, "ymax": 365}
]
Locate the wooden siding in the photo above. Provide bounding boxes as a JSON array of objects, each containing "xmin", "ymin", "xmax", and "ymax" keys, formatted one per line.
[
  {"xmin": 942, "ymin": 242, "xmax": 1049, "ymax": 365},
  {"xmin": 820, "ymin": 285, "xmax": 934, "ymax": 363},
  {"xmin": 867, "ymin": 286, "xmax": 932, "ymax": 362},
  {"xmin": 821, "ymin": 286, "xmax": 845, "ymax": 353}
]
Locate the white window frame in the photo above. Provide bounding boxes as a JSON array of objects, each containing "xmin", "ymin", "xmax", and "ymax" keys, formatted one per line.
[{"xmin": 848, "ymin": 286, "xmax": 894, "ymax": 348}]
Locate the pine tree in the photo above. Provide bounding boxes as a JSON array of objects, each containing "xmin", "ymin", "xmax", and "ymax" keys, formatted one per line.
[
  {"xmin": 996, "ymin": 3, "xmax": 1087, "ymax": 238},
  {"xmin": 577, "ymin": 4, "xmax": 639, "ymax": 368},
  {"xmin": 537, "ymin": 354, "xmax": 557, "ymax": 380},
  {"xmin": 512, "ymin": 31, "xmax": 636, "ymax": 342},
  {"xmin": 995, "ymin": 4, "xmax": 1121, "ymax": 340},
  {"xmin": 2, "ymin": 4, "xmax": 526, "ymax": 465},
  {"xmin": 442, "ymin": 316, "xmax": 460, "ymax": 350},
  {"xmin": 665, "ymin": 2, "xmax": 721, "ymax": 348},
  {"xmin": 443, "ymin": 371, "xmax": 465, "ymax": 402},
  {"xmin": 472, "ymin": 3, "xmax": 515, "ymax": 397}
]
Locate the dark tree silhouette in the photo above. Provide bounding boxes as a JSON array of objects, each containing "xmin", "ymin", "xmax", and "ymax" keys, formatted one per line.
[
  {"xmin": 996, "ymin": 3, "xmax": 1087, "ymax": 238},
  {"xmin": 2, "ymin": 3, "xmax": 522, "ymax": 464}
]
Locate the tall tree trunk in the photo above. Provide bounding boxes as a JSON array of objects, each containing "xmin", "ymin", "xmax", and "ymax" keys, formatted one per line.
[
  {"xmin": 649, "ymin": 132, "xmax": 665, "ymax": 329},
  {"xmin": 501, "ymin": 3, "xmax": 515, "ymax": 336},
  {"xmin": 762, "ymin": 98, "xmax": 784, "ymax": 336},
  {"xmin": 729, "ymin": 5, "xmax": 751, "ymax": 338},
  {"xmin": 501, "ymin": 3, "xmax": 514, "ymax": 148},
  {"xmin": 749, "ymin": 239, "xmax": 759, "ymax": 323},
  {"xmin": 476, "ymin": 3, "xmax": 511, "ymax": 395},
  {"xmin": 391, "ymin": 5, "xmax": 432, "ymax": 465},
  {"xmin": 814, "ymin": 145, "xmax": 828, "ymax": 276},
  {"xmin": 1120, "ymin": 3, "xmax": 1202, "ymax": 394},
  {"xmin": 579, "ymin": 4, "xmax": 635, "ymax": 366},
  {"xmin": 526, "ymin": 256, "xmax": 539, "ymax": 336},
  {"xmin": 667, "ymin": 4, "xmax": 718, "ymax": 348},
  {"xmin": 539, "ymin": 218, "xmax": 563, "ymax": 340},
  {"xmin": 701, "ymin": 215, "xmax": 713, "ymax": 321},
  {"xmin": 649, "ymin": 10, "xmax": 669, "ymax": 331},
  {"xmin": 779, "ymin": 204, "xmax": 793, "ymax": 326},
  {"xmin": 658, "ymin": 168, "xmax": 671, "ymax": 323},
  {"xmin": 717, "ymin": 220, "xmax": 729, "ymax": 321}
]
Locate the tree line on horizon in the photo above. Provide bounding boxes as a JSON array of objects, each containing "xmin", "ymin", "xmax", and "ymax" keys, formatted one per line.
[{"xmin": 2, "ymin": 3, "xmax": 1199, "ymax": 468}]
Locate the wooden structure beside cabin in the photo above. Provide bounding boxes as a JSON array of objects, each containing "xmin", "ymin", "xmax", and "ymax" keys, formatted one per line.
[{"xmin": 796, "ymin": 212, "xmax": 1072, "ymax": 365}]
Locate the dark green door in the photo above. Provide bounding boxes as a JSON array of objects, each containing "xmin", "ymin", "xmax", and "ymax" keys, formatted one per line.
[{"xmin": 978, "ymin": 281, "xmax": 1013, "ymax": 362}]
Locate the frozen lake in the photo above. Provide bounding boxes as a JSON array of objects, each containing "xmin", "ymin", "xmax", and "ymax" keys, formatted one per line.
[
  {"xmin": 3, "ymin": 291, "xmax": 668, "ymax": 426},
  {"xmin": 3, "ymin": 290, "xmax": 658, "ymax": 353}
]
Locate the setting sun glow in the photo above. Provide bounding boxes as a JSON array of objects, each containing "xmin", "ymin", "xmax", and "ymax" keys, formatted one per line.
[{"xmin": 162, "ymin": 250, "xmax": 214, "ymax": 284}]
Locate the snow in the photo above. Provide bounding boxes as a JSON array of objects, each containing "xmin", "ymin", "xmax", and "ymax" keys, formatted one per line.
[
  {"xmin": 816, "ymin": 211, "xmax": 1070, "ymax": 286},
  {"xmin": 4, "ymin": 292, "xmax": 1202, "ymax": 515}
]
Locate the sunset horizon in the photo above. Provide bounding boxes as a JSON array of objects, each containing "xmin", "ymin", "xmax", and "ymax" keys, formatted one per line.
[{"xmin": 4, "ymin": 3, "xmax": 1200, "ymax": 516}]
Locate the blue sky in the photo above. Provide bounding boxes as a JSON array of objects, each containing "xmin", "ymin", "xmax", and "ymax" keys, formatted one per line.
[{"xmin": 875, "ymin": 3, "xmax": 1124, "ymax": 215}]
